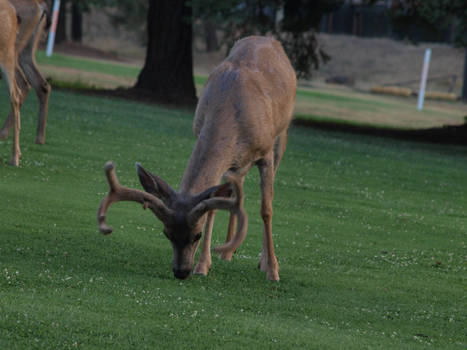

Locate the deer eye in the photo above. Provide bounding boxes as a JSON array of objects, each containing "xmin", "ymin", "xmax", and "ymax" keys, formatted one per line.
[{"xmin": 192, "ymin": 233, "xmax": 202, "ymax": 243}]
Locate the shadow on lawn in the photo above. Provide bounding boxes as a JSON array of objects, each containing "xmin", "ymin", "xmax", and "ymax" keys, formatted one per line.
[
  {"xmin": 53, "ymin": 83, "xmax": 467, "ymax": 146},
  {"xmin": 293, "ymin": 117, "xmax": 467, "ymax": 146}
]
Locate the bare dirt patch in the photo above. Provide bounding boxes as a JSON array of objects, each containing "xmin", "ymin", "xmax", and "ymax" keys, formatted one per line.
[{"xmin": 314, "ymin": 33, "xmax": 464, "ymax": 95}]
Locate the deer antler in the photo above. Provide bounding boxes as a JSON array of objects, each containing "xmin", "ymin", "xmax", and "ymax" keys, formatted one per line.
[
  {"xmin": 188, "ymin": 173, "xmax": 248, "ymax": 255},
  {"xmin": 97, "ymin": 161, "xmax": 172, "ymax": 234}
]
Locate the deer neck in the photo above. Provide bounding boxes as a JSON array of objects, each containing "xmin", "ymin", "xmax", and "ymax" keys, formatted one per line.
[{"xmin": 179, "ymin": 132, "xmax": 232, "ymax": 196}]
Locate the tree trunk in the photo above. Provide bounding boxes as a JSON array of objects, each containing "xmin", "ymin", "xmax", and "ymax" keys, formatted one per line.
[
  {"xmin": 134, "ymin": 0, "xmax": 197, "ymax": 106},
  {"xmin": 462, "ymin": 48, "xmax": 467, "ymax": 101},
  {"xmin": 55, "ymin": 0, "xmax": 67, "ymax": 44},
  {"xmin": 203, "ymin": 19, "xmax": 218, "ymax": 52},
  {"xmin": 71, "ymin": 3, "xmax": 83, "ymax": 43}
]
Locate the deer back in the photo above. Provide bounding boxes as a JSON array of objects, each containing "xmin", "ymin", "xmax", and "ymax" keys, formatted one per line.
[{"xmin": 186, "ymin": 36, "xmax": 296, "ymax": 193}]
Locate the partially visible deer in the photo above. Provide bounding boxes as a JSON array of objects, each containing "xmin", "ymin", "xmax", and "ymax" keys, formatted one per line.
[
  {"xmin": 0, "ymin": 0, "xmax": 21, "ymax": 165},
  {"xmin": 97, "ymin": 36, "xmax": 297, "ymax": 281},
  {"xmin": 0, "ymin": 0, "xmax": 51, "ymax": 165}
]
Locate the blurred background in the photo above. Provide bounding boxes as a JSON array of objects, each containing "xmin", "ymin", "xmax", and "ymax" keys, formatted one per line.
[{"xmin": 39, "ymin": 0, "xmax": 466, "ymax": 129}]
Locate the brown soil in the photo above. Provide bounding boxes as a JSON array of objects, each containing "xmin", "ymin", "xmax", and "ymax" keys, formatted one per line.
[{"xmin": 315, "ymin": 34, "xmax": 464, "ymax": 95}]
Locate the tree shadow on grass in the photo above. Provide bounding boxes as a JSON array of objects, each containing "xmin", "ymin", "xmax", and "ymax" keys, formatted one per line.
[
  {"xmin": 51, "ymin": 83, "xmax": 466, "ymax": 146},
  {"xmin": 293, "ymin": 117, "xmax": 467, "ymax": 146}
]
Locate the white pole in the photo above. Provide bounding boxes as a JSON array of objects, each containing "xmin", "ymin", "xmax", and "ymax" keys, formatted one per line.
[
  {"xmin": 46, "ymin": 0, "xmax": 61, "ymax": 57},
  {"xmin": 417, "ymin": 48, "xmax": 431, "ymax": 111}
]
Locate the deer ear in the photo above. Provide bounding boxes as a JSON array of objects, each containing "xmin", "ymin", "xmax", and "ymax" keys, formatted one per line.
[
  {"xmin": 136, "ymin": 163, "xmax": 176, "ymax": 203},
  {"xmin": 194, "ymin": 182, "xmax": 232, "ymax": 204},
  {"xmin": 212, "ymin": 182, "xmax": 233, "ymax": 198}
]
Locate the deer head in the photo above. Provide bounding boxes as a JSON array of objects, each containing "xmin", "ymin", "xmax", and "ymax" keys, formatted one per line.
[{"xmin": 97, "ymin": 161, "xmax": 247, "ymax": 279}]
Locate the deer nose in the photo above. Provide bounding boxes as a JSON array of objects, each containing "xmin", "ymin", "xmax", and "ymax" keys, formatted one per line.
[{"xmin": 173, "ymin": 268, "xmax": 191, "ymax": 280}]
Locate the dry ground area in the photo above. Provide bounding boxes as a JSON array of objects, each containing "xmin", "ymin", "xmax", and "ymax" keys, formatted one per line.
[
  {"xmin": 315, "ymin": 33, "xmax": 464, "ymax": 94},
  {"xmin": 193, "ymin": 34, "xmax": 465, "ymax": 96}
]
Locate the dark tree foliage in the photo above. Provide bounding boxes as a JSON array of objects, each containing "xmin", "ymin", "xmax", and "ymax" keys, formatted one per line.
[
  {"xmin": 388, "ymin": 0, "xmax": 467, "ymax": 100},
  {"xmin": 389, "ymin": 0, "xmax": 466, "ymax": 46},
  {"xmin": 281, "ymin": 0, "xmax": 343, "ymax": 77},
  {"xmin": 55, "ymin": 0, "xmax": 68, "ymax": 43},
  {"xmin": 191, "ymin": 0, "xmax": 344, "ymax": 78},
  {"xmin": 106, "ymin": 0, "xmax": 148, "ymax": 44},
  {"xmin": 71, "ymin": 3, "xmax": 83, "ymax": 42}
]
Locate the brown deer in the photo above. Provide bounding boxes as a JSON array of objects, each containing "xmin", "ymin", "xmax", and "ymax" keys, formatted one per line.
[
  {"xmin": 0, "ymin": 0, "xmax": 51, "ymax": 166},
  {"xmin": 97, "ymin": 36, "xmax": 297, "ymax": 281}
]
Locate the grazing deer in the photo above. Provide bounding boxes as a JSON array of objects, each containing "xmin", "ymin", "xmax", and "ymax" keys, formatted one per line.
[
  {"xmin": 0, "ymin": 0, "xmax": 51, "ymax": 165},
  {"xmin": 97, "ymin": 36, "xmax": 297, "ymax": 281}
]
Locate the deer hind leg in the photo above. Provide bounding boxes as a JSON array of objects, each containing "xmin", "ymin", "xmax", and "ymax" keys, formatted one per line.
[
  {"xmin": 194, "ymin": 210, "xmax": 216, "ymax": 275},
  {"xmin": 0, "ymin": 67, "xmax": 30, "ymax": 140},
  {"xmin": 257, "ymin": 151, "xmax": 279, "ymax": 281},
  {"xmin": 18, "ymin": 23, "xmax": 51, "ymax": 145},
  {"xmin": 0, "ymin": 59, "xmax": 21, "ymax": 166},
  {"xmin": 258, "ymin": 131, "xmax": 288, "ymax": 281},
  {"xmin": 10, "ymin": 88, "xmax": 20, "ymax": 166}
]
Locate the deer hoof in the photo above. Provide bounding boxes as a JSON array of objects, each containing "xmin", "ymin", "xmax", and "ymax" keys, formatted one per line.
[
  {"xmin": 9, "ymin": 155, "xmax": 19, "ymax": 166},
  {"xmin": 219, "ymin": 251, "xmax": 233, "ymax": 261},
  {"xmin": 266, "ymin": 269, "xmax": 280, "ymax": 282},
  {"xmin": 35, "ymin": 137, "xmax": 45, "ymax": 145},
  {"xmin": 193, "ymin": 263, "xmax": 210, "ymax": 276},
  {"xmin": 258, "ymin": 254, "xmax": 269, "ymax": 272}
]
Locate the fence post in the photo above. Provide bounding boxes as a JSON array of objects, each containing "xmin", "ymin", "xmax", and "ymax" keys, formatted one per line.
[
  {"xmin": 46, "ymin": 0, "xmax": 61, "ymax": 57},
  {"xmin": 417, "ymin": 48, "xmax": 431, "ymax": 111}
]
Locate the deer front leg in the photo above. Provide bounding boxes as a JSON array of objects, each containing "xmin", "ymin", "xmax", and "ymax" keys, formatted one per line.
[
  {"xmin": 194, "ymin": 210, "xmax": 216, "ymax": 275},
  {"xmin": 257, "ymin": 153, "xmax": 279, "ymax": 281}
]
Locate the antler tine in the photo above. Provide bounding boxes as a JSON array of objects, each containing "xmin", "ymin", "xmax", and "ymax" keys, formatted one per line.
[
  {"xmin": 188, "ymin": 173, "xmax": 248, "ymax": 254},
  {"xmin": 97, "ymin": 161, "xmax": 171, "ymax": 234},
  {"xmin": 212, "ymin": 174, "xmax": 248, "ymax": 255}
]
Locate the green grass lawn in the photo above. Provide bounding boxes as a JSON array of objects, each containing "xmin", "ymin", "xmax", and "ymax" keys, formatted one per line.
[
  {"xmin": 36, "ymin": 51, "xmax": 141, "ymax": 79},
  {"xmin": 0, "ymin": 82, "xmax": 466, "ymax": 348}
]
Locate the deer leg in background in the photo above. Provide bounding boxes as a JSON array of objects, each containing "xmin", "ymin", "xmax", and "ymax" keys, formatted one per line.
[
  {"xmin": 193, "ymin": 210, "xmax": 216, "ymax": 275},
  {"xmin": 258, "ymin": 131, "xmax": 288, "ymax": 279},
  {"xmin": 273, "ymin": 130, "xmax": 288, "ymax": 172},
  {"xmin": 18, "ymin": 22, "xmax": 51, "ymax": 145},
  {"xmin": 257, "ymin": 151, "xmax": 279, "ymax": 281},
  {"xmin": 0, "ymin": 67, "xmax": 29, "ymax": 140},
  {"xmin": 10, "ymin": 87, "xmax": 20, "ymax": 166}
]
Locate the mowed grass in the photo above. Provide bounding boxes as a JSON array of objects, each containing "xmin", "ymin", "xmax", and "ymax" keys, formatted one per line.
[{"xmin": 0, "ymin": 84, "xmax": 466, "ymax": 349}]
